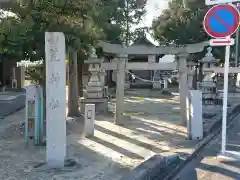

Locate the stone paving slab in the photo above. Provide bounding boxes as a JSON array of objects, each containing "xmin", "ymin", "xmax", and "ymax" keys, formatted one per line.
[{"xmin": 0, "ymin": 89, "xmax": 239, "ymax": 179}]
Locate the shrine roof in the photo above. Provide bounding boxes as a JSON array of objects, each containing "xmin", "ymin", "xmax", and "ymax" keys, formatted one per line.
[
  {"xmin": 131, "ymin": 35, "xmax": 156, "ymax": 47},
  {"xmin": 0, "ymin": 0, "xmax": 12, "ymax": 9}
]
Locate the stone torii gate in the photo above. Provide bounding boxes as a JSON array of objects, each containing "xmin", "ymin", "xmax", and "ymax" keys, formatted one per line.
[{"xmin": 98, "ymin": 41, "xmax": 209, "ymax": 126}]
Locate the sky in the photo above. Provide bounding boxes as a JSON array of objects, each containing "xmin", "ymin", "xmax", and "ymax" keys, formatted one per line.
[
  {"xmin": 143, "ymin": 0, "xmax": 169, "ymax": 27},
  {"xmin": 144, "ymin": 0, "xmax": 176, "ymax": 61},
  {"xmin": 135, "ymin": 0, "xmax": 169, "ymax": 46}
]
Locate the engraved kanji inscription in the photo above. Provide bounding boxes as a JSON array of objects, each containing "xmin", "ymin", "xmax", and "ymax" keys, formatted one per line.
[
  {"xmin": 47, "ymin": 33, "xmax": 60, "ymax": 62},
  {"xmin": 48, "ymin": 72, "xmax": 60, "ymax": 85},
  {"xmin": 47, "ymin": 34, "xmax": 59, "ymax": 45},
  {"xmin": 49, "ymin": 99, "xmax": 60, "ymax": 110},
  {"xmin": 48, "ymin": 47, "xmax": 60, "ymax": 62}
]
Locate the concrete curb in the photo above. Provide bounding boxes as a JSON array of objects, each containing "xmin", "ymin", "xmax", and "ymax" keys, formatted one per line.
[
  {"xmin": 0, "ymin": 105, "xmax": 25, "ymax": 121},
  {"xmin": 0, "ymin": 92, "xmax": 26, "ymax": 120},
  {"xmin": 164, "ymin": 104, "xmax": 240, "ymax": 180},
  {"xmin": 1, "ymin": 88, "xmax": 26, "ymax": 92},
  {"xmin": 120, "ymin": 154, "xmax": 181, "ymax": 180}
]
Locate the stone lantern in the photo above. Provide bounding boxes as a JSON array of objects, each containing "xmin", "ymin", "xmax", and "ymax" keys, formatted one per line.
[
  {"xmin": 79, "ymin": 48, "xmax": 108, "ymax": 113},
  {"xmin": 99, "ymin": 58, "xmax": 106, "ymax": 86},
  {"xmin": 198, "ymin": 47, "xmax": 218, "ymax": 102},
  {"xmin": 199, "ymin": 47, "xmax": 218, "ymax": 72}
]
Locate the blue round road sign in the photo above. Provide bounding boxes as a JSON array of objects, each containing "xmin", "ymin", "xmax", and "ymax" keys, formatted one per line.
[{"xmin": 203, "ymin": 4, "xmax": 240, "ymax": 38}]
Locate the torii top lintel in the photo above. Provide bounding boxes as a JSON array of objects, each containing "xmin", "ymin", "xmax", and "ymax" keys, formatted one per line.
[{"xmin": 98, "ymin": 41, "xmax": 209, "ymax": 55}]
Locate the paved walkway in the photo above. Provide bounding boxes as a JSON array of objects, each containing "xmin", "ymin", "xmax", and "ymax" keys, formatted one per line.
[
  {"xmin": 0, "ymin": 89, "xmax": 239, "ymax": 179},
  {"xmin": 173, "ymin": 113, "xmax": 240, "ymax": 180}
]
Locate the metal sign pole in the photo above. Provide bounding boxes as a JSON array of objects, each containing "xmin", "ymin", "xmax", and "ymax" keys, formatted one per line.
[
  {"xmin": 203, "ymin": 2, "xmax": 240, "ymax": 157},
  {"xmin": 221, "ymin": 40, "xmax": 231, "ymax": 154},
  {"xmin": 235, "ymin": 3, "xmax": 240, "ymax": 67}
]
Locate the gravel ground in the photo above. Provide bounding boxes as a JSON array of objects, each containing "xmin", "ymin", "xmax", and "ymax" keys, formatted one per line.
[{"xmin": 0, "ymin": 89, "xmax": 239, "ymax": 179}]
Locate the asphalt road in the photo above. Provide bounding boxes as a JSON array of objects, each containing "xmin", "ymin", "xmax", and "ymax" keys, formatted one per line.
[
  {"xmin": 172, "ymin": 114, "xmax": 240, "ymax": 180},
  {"xmin": 0, "ymin": 92, "xmax": 25, "ymax": 119}
]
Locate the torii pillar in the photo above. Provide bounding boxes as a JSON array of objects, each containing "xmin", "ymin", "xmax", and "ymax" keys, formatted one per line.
[
  {"xmin": 115, "ymin": 54, "xmax": 128, "ymax": 125},
  {"xmin": 177, "ymin": 53, "xmax": 189, "ymax": 125}
]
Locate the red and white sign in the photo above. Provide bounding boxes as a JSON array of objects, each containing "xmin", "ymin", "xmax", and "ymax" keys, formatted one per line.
[
  {"xmin": 206, "ymin": 0, "xmax": 240, "ymax": 5},
  {"xmin": 210, "ymin": 38, "xmax": 235, "ymax": 46},
  {"xmin": 203, "ymin": 4, "xmax": 240, "ymax": 38}
]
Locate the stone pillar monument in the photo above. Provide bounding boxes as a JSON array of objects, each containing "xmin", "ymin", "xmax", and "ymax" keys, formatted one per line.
[
  {"xmin": 79, "ymin": 48, "xmax": 108, "ymax": 113},
  {"xmin": 163, "ymin": 77, "xmax": 168, "ymax": 89}
]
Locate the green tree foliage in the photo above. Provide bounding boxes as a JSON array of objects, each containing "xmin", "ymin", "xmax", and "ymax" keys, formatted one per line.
[
  {"xmin": 115, "ymin": 0, "xmax": 147, "ymax": 45},
  {"xmin": 152, "ymin": 0, "xmax": 208, "ymax": 45},
  {"xmin": 151, "ymin": 0, "xmax": 228, "ymax": 62},
  {"xmin": 0, "ymin": 0, "xmax": 147, "ymax": 60},
  {"xmin": 0, "ymin": 0, "xmax": 109, "ymax": 61}
]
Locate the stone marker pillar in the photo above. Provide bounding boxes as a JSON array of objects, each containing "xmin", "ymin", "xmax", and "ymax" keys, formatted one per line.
[
  {"xmin": 163, "ymin": 78, "xmax": 168, "ymax": 89},
  {"xmin": 115, "ymin": 54, "xmax": 127, "ymax": 125},
  {"xmin": 84, "ymin": 104, "xmax": 95, "ymax": 137},
  {"xmin": 45, "ymin": 32, "xmax": 66, "ymax": 168},
  {"xmin": 188, "ymin": 90, "xmax": 203, "ymax": 140},
  {"xmin": 178, "ymin": 53, "xmax": 189, "ymax": 126}
]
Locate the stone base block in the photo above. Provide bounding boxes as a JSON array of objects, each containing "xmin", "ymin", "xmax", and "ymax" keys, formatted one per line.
[
  {"xmin": 85, "ymin": 92, "xmax": 103, "ymax": 99},
  {"xmin": 152, "ymin": 83, "xmax": 161, "ymax": 89},
  {"xmin": 124, "ymin": 82, "xmax": 130, "ymax": 89},
  {"xmin": 79, "ymin": 97, "xmax": 108, "ymax": 114}
]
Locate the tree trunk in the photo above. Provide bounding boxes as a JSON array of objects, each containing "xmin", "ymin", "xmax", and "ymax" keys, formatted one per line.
[
  {"xmin": 78, "ymin": 62, "xmax": 83, "ymax": 97},
  {"xmin": 68, "ymin": 50, "xmax": 80, "ymax": 117}
]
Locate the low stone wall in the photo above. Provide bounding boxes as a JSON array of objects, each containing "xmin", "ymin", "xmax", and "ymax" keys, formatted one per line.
[
  {"xmin": 3, "ymin": 88, "xmax": 26, "ymax": 92},
  {"xmin": 203, "ymin": 94, "xmax": 240, "ymax": 135},
  {"xmin": 0, "ymin": 92, "xmax": 25, "ymax": 119}
]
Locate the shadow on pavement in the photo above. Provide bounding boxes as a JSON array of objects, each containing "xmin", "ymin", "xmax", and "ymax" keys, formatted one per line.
[
  {"xmin": 198, "ymin": 161, "xmax": 240, "ymax": 179},
  {"xmin": 221, "ymin": 160, "xmax": 240, "ymax": 170}
]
